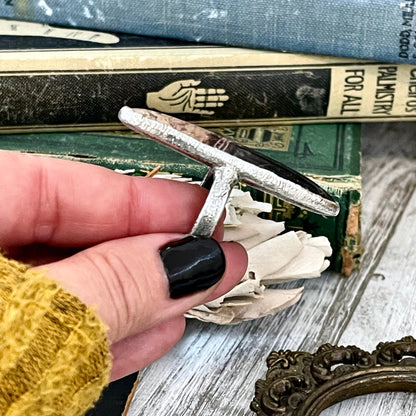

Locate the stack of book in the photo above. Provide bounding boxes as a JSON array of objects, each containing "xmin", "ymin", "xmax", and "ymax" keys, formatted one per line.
[
  {"xmin": 0, "ymin": 3, "xmax": 413, "ymax": 413},
  {"xmin": 1, "ymin": 0, "xmax": 415, "ymax": 275}
]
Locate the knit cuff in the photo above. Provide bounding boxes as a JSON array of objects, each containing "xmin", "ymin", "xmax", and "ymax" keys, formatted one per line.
[{"xmin": 0, "ymin": 253, "xmax": 112, "ymax": 416}]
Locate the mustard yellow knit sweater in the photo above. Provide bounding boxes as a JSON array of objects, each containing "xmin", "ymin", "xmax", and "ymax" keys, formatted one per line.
[{"xmin": 0, "ymin": 253, "xmax": 111, "ymax": 416}]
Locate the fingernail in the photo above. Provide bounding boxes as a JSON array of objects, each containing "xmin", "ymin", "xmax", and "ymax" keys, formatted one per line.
[{"xmin": 160, "ymin": 236, "xmax": 226, "ymax": 299}]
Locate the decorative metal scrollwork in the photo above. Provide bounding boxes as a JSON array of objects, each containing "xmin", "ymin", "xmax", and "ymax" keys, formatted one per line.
[{"xmin": 251, "ymin": 336, "xmax": 416, "ymax": 416}]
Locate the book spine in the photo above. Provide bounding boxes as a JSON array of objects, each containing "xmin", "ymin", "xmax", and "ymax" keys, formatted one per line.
[
  {"xmin": 3, "ymin": 47, "xmax": 416, "ymax": 132},
  {"xmin": 1, "ymin": 0, "xmax": 416, "ymax": 64}
]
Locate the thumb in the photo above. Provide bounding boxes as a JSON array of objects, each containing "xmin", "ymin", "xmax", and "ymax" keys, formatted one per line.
[
  {"xmin": 179, "ymin": 79, "xmax": 201, "ymax": 89},
  {"xmin": 41, "ymin": 233, "xmax": 247, "ymax": 342}
]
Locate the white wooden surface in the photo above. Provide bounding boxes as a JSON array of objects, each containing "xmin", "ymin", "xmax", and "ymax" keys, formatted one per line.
[{"xmin": 127, "ymin": 123, "xmax": 416, "ymax": 416}]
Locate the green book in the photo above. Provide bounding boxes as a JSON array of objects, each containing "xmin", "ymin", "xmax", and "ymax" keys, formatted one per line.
[
  {"xmin": 216, "ymin": 123, "xmax": 362, "ymax": 275},
  {"xmin": 0, "ymin": 122, "xmax": 362, "ymax": 275}
]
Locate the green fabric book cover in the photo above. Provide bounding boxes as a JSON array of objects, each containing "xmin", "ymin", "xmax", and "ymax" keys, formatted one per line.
[{"xmin": 0, "ymin": 122, "xmax": 362, "ymax": 275}]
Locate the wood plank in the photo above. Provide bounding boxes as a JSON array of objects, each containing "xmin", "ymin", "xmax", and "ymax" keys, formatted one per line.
[
  {"xmin": 322, "ymin": 123, "xmax": 416, "ymax": 415},
  {"xmin": 126, "ymin": 122, "xmax": 416, "ymax": 416}
]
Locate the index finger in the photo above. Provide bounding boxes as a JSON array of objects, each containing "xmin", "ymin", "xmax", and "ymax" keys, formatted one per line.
[{"xmin": 0, "ymin": 150, "xmax": 212, "ymax": 247}]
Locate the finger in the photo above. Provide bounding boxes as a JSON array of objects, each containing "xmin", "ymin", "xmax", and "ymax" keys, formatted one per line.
[
  {"xmin": 192, "ymin": 109, "xmax": 215, "ymax": 115},
  {"xmin": 180, "ymin": 79, "xmax": 200, "ymax": 88},
  {"xmin": 0, "ymin": 151, "xmax": 216, "ymax": 247},
  {"xmin": 110, "ymin": 316, "xmax": 185, "ymax": 380},
  {"xmin": 5, "ymin": 244, "xmax": 81, "ymax": 266},
  {"xmin": 42, "ymin": 233, "xmax": 248, "ymax": 343},
  {"xmin": 195, "ymin": 88, "xmax": 227, "ymax": 96},
  {"xmin": 195, "ymin": 102, "xmax": 225, "ymax": 108},
  {"xmin": 4, "ymin": 210, "xmax": 227, "ymax": 266}
]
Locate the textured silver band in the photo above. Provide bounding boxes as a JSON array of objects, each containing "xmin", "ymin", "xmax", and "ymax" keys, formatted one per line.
[
  {"xmin": 118, "ymin": 106, "xmax": 340, "ymax": 238},
  {"xmin": 191, "ymin": 166, "xmax": 239, "ymax": 237}
]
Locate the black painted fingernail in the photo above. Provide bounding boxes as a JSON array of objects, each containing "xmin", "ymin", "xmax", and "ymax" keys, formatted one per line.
[{"xmin": 160, "ymin": 236, "xmax": 226, "ymax": 299}]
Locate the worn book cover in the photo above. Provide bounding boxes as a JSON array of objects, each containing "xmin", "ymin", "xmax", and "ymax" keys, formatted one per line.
[
  {"xmin": 0, "ymin": 123, "xmax": 362, "ymax": 276},
  {"xmin": 1, "ymin": 0, "xmax": 415, "ymax": 64},
  {"xmin": 1, "ymin": 19, "xmax": 416, "ymax": 132}
]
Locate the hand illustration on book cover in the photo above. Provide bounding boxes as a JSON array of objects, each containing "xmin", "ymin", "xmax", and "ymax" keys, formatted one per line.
[{"xmin": 146, "ymin": 79, "xmax": 229, "ymax": 115}]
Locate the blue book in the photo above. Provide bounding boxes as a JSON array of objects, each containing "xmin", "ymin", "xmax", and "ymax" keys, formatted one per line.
[{"xmin": 1, "ymin": 0, "xmax": 415, "ymax": 64}]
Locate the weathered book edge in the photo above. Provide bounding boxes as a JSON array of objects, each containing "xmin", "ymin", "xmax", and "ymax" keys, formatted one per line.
[{"xmin": 121, "ymin": 373, "xmax": 140, "ymax": 416}]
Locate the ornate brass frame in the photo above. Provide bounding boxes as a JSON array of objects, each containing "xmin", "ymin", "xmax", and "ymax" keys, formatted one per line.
[{"xmin": 251, "ymin": 336, "xmax": 416, "ymax": 415}]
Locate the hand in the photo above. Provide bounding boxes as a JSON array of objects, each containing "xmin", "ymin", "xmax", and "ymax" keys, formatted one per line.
[
  {"xmin": 0, "ymin": 151, "xmax": 247, "ymax": 380},
  {"xmin": 146, "ymin": 79, "xmax": 229, "ymax": 115}
]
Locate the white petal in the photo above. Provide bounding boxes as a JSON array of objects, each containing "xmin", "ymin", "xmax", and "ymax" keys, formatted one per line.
[
  {"xmin": 224, "ymin": 223, "xmax": 259, "ymax": 242},
  {"xmin": 261, "ymin": 245, "xmax": 327, "ymax": 283},
  {"xmin": 247, "ymin": 231, "xmax": 303, "ymax": 279}
]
